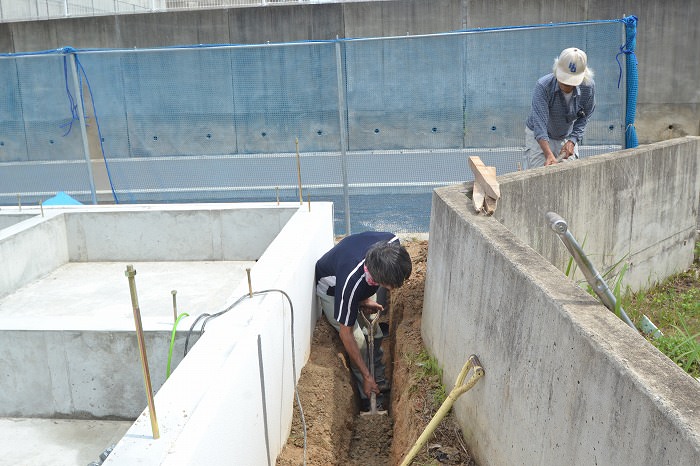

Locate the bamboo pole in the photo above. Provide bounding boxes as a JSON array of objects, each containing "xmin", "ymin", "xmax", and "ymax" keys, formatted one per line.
[{"xmin": 400, "ymin": 355, "xmax": 484, "ymax": 466}]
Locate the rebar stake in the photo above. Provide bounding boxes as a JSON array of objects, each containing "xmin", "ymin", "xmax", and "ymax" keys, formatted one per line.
[
  {"xmin": 17, "ymin": 194, "xmax": 21, "ymax": 211},
  {"xmin": 171, "ymin": 290, "xmax": 178, "ymax": 323},
  {"xmin": 246, "ymin": 268, "xmax": 253, "ymax": 298},
  {"xmin": 125, "ymin": 265, "xmax": 160, "ymax": 439}
]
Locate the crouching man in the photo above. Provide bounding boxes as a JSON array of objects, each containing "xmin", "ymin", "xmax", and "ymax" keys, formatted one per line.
[{"xmin": 315, "ymin": 231, "xmax": 412, "ymax": 412}]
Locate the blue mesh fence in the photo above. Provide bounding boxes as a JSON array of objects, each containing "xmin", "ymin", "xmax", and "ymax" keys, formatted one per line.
[{"xmin": 0, "ymin": 17, "xmax": 637, "ymax": 234}]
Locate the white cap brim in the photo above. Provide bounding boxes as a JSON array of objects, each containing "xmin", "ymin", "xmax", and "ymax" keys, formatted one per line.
[{"xmin": 556, "ymin": 68, "xmax": 585, "ymax": 86}]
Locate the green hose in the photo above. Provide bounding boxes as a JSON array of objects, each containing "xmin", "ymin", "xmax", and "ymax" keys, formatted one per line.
[{"xmin": 167, "ymin": 312, "xmax": 190, "ymax": 379}]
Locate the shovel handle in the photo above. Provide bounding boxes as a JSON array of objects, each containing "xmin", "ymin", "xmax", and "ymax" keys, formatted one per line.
[{"xmin": 359, "ymin": 310, "xmax": 380, "ymax": 414}]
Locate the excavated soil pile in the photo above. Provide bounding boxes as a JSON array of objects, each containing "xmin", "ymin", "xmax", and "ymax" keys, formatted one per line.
[{"xmin": 277, "ymin": 240, "xmax": 475, "ymax": 466}]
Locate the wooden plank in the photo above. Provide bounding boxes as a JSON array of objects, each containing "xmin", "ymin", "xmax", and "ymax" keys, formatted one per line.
[
  {"xmin": 482, "ymin": 166, "xmax": 498, "ymax": 214},
  {"xmin": 472, "ymin": 178, "xmax": 485, "ymax": 212},
  {"xmin": 468, "ymin": 156, "xmax": 500, "ymax": 199}
]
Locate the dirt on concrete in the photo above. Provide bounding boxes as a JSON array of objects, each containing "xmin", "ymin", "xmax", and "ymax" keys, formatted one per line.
[{"xmin": 276, "ymin": 240, "xmax": 476, "ymax": 466}]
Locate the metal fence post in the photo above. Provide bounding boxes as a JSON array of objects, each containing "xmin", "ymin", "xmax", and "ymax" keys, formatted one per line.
[
  {"xmin": 335, "ymin": 38, "xmax": 351, "ymax": 235},
  {"xmin": 68, "ymin": 52, "xmax": 98, "ymax": 204}
]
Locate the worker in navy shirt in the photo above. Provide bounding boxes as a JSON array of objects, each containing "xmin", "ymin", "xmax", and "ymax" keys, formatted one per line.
[
  {"xmin": 523, "ymin": 47, "xmax": 595, "ymax": 169},
  {"xmin": 315, "ymin": 231, "xmax": 412, "ymax": 412}
]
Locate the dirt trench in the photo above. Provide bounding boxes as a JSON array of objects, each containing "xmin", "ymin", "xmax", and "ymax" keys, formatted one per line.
[{"xmin": 276, "ymin": 240, "xmax": 475, "ymax": 466}]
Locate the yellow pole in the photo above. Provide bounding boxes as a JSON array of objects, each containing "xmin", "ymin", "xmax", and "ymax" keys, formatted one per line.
[
  {"xmin": 125, "ymin": 265, "xmax": 160, "ymax": 439},
  {"xmin": 400, "ymin": 355, "xmax": 484, "ymax": 466},
  {"xmin": 295, "ymin": 138, "xmax": 303, "ymax": 204}
]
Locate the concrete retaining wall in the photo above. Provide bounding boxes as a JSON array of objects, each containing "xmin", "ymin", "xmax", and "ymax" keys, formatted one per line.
[
  {"xmin": 0, "ymin": 0, "xmax": 696, "ymax": 144},
  {"xmin": 422, "ymin": 138, "xmax": 700, "ymax": 465},
  {"xmin": 494, "ymin": 137, "xmax": 700, "ymax": 292},
  {"xmin": 1, "ymin": 329, "xmax": 179, "ymax": 419}
]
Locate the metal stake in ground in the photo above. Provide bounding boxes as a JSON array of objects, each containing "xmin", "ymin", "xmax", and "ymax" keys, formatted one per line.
[
  {"xmin": 171, "ymin": 290, "xmax": 178, "ymax": 323},
  {"xmin": 125, "ymin": 264, "xmax": 160, "ymax": 439}
]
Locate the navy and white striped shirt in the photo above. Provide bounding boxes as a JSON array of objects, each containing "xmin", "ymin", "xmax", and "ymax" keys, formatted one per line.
[
  {"xmin": 526, "ymin": 73, "xmax": 595, "ymax": 144},
  {"xmin": 315, "ymin": 231, "xmax": 399, "ymax": 327}
]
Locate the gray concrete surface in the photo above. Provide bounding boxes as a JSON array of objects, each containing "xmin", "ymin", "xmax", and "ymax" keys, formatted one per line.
[
  {"xmin": 0, "ymin": 212, "xmax": 34, "ymax": 230},
  {"xmin": 422, "ymin": 137, "xmax": 700, "ymax": 465},
  {"xmin": 0, "ymin": 0, "xmax": 696, "ymax": 144},
  {"xmin": 0, "ymin": 418, "xmax": 132, "ymax": 466}
]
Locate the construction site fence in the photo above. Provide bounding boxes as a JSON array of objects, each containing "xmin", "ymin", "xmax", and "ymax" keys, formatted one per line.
[{"xmin": 0, "ymin": 17, "xmax": 638, "ymax": 234}]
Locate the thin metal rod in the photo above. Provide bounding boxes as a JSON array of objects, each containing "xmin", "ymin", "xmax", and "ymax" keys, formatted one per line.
[
  {"xmin": 295, "ymin": 138, "xmax": 303, "ymax": 204},
  {"xmin": 68, "ymin": 52, "xmax": 97, "ymax": 205},
  {"xmin": 124, "ymin": 265, "xmax": 160, "ymax": 439},
  {"xmin": 545, "ymin": 212, "xmax": 637, "ymax": 331},
  {"xmin": 171, "ymin": 290, "xmax": 177, "ymax": 322},
  {"xmin": 258, "ymin": 334, "xmax": 272, "ymax": 466}
]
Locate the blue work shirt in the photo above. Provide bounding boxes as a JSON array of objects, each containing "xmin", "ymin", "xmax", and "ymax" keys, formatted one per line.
[
  {"xmin": 315, "ymin": 231, "xmax": 399, "ymax": 327},
  {"xmin": 525, "ymin": 73, "xmax": 595, "ymax": 144}
]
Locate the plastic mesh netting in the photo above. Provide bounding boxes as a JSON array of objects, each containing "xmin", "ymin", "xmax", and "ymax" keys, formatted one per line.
[{"xmin": 0, "ymin": 18, "xmax": 637, "ymax": 234}]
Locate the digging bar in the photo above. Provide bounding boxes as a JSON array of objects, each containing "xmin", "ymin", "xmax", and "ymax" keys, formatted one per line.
[{"xmin": 359, "ymin": 310, "xmax": 387, "ymax": 416}]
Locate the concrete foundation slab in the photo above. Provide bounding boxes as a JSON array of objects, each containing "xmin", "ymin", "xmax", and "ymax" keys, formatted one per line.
[
  {"xmin": 0, "ymin": 418, "xmax": 132, "ymax": 466},
  {"xmin": 0, "ymin": 261, "xmax": 254, "ymax": 328}
]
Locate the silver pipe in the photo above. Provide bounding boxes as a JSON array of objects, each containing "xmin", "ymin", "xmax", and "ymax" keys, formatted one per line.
[
  {"xmin": 545, "ymin": 212, "xmax": 637, "ymax": 331},
  {"xmin": 335, "ymin": 38, "xmax": 352, "ymax": 235},
  {"xmin": 68, "ymin": 52, "xmax": 98, "ymax": 204}
]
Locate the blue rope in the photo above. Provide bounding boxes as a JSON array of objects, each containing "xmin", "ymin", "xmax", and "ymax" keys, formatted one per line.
[
  {"xmin": 615, "ymin": 16, "xmax": 639, "ymax": 89},
  {"xmin": 616, "ymin": 16, "xmax": 639, "ymax": 148},
  {"xmin": 60, "ymin": 55, "xmax": 80, "ymax": 136}
]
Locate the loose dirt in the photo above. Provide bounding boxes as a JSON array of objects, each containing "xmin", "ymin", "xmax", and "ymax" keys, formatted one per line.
[{"xmin": 276, "ymin": 240, "xmax": 476, "ymax": 466}]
